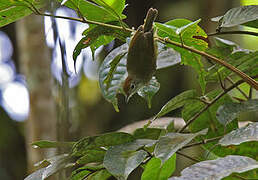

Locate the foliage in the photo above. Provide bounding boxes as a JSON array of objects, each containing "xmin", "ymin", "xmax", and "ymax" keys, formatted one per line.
[{"xmin": 1, "ymin": 1, "xmax": 258, "ymax": 180}]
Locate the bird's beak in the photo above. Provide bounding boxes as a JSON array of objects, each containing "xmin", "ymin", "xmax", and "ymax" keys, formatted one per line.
[{"xmin": 125, "ymin": 94, "xmax": 132, "ymax": 103}]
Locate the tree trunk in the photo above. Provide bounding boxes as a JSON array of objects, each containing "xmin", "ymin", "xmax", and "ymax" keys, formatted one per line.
[{"xmin": 16, "ymin": 15, "xmax": 57, "ymax": 174}]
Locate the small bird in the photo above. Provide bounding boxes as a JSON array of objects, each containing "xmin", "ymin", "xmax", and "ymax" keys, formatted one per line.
[{"xmin": 123, "ymin": 8, "xmax": 158, "ymax": 101}]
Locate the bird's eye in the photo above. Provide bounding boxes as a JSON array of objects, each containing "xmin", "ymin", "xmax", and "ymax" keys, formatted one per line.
[{"xmin": 130, "ymin": 83, "xmax": 135, "ymax": 90}]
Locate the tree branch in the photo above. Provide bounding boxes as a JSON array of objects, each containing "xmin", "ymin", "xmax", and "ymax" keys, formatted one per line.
[
  {"xmin": 157, "ymin": 37, "xmax": 258, "ymax": 90},
  {"xmin": 208, "ymin": 30, "xmax": 258, "ymax": 37}
]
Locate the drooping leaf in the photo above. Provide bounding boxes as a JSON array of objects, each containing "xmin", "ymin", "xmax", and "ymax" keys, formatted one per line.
[
  {"xmin": 24, "ymin": 154, "xmax": 72, "ymax": 180},
  {"xmin": 219, "ymin": 122, "xmax": 258, "ymax": 146},
  {"xmin": 72, "ymin": 132, "xmax": 135, "ymax": 156},
  {"xmin": 0, "ymin": 0, "xmax": 46, "ymax": 27},
  {"xmin": 104, "ymin": 140, "xmax": 150, "ymax": 180},
  {"xmin": 216, "ymin": 99, "xmax": 258, "ymax": 126},
  {"xmin": 154, "ymin": 90, "xmax": 197, "ymax": 120},
  {"xmin": 138, "ymin": 77, "xmax": 160, "ymax": 108},
  {"xmin": 99, "ymin": 43, "xmax": 128, "ymax": 111},
  {"xmin": 156, "ymin": 19, "xmax": 208, "ymax": 93},
  {"xmin": 211, "ymin": 5, "xmax": 258, "ymax": 28},
  {"xmin": 159, "ymin": 154, "xmax": 177, "ymax": 180},
  {"xmin": 154, "ymin": 128, "xmax": 208, "ymax": 163},
  {"xmin": 169, "ymin": 155, "xmax": 258, "ymax": 180},
  {"xmin": 31, "ymin": 140, "xmax": 74, "ymax": 149}
]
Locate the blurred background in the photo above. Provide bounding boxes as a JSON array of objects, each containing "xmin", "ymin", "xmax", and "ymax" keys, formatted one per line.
[{"xmin": 0, "ymin": 0, "xmax": 257, "ymax": 179}]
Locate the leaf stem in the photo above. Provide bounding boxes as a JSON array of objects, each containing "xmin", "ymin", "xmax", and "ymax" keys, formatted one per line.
[
  {"xmin": 208, "ymin": 30, "xmax": 258, "ymax": 37},
  {"xmin": 176, "ymin": 151, "xmax": 200, "ymax": 162},
  {"xmin": 178, "ymin": 76, "xmax": 258, "ymax": 133},
  {"xmin": 157, "ymin": 37, "xmax": 258, "ymax": 90},
  {"xmin": 181, "ymin": 136, "xmax": 222, "ymax": 149}
]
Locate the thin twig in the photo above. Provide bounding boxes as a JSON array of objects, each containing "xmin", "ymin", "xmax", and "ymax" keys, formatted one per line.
[
  {"xmin": 226, "ymin": 77, "xmax": 249, "ymax": 100},
  {"xmin": 182, "ymin": 136, "xmax": 222, "ymax": 149},
  {"xmin": 208, "ymin": 30, "xmax": 258, "ymax": 37},
  {"xmin": 178, "ymin": 76, "xmax": 258, "ymax": 133},
  {"xmin": 176, "ymin": 151, "xmax": 200, "ymax": 162},
  {"xmin": 157, "ymin": 37, "xmax": 258, "ymax": 90}
]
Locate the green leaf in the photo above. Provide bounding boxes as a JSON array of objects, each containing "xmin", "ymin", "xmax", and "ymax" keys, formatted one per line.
[
  {"xmin": 72, "ymin": 132, "xmax": 135, "ymax": 156},
  {"xmin": 211, "ymin": 5, "xmax": 258, "ymax": 28},
  {"xmin": 169, "ymin": 155, "xmax": 258, "ymax": 180},
  {"xmin": 217, "ymin": 99, "xmax": 258, "ymax": 126},
  {"xmin": 78, "ymin": 0, "xmax": 126, "ymax": 23},
  {"xmin": 71, "ymin": 165, "xmax": 105, "ymax": 180},
  {"xmin": 182, "ymin": 90, "xmax": 239, "ymax": 158},
  {"xmin": 133, "ymin": 128, "xmax": 164, "ymax": 140},
  {"xmin": 154, "ymin": 128, "xmax": 208, "ymax": 164},
  {"xmin": 219, "ymin": 122, "xmax": 258, "ymax": 146},
  {"xmin": 0, "ymin": 0, "xmax": 46, "ymax": 27},
  {"xmin": 99, "ymin": 43, "xmax": 128, "ymax": 111},
  {"xmin": 104, "ymin": 140, "xmax": 149, "ymax": 180},
  {"xmin": 154, "ymin": 90, "xmax": 197, "ymax": 120},
  {"xmin": 87, "ymin": 169, "xmax": 112, "ymax": 180},
  {"xmin": 159, "ymin": 154, "xmax": 176, "ymax": 180},
  {"xmin": 156, "ymin": 19, "xmax": 208, "ymax": 93},
  {"xmin": 24, "ymin": 154, "xmax": 72, "ymax": 180},
  {"xmin": 31, "ymin": 140, "xmax": 74, "ymax": 149},
  {"xmin": 76, "ymin": 149, "xmax": 106, "ymax": 165},
  {"xmin": 175, "ymin": 19, "xmax": 201, "ymax": 35},
  {"xmin": 91, "ymin": 0, "xmax": 126, "ymax": 21},
  {"xmin": 141, "ymin": 157, "xmax": 161, "ymax": 180},
  {"xmin": 138, "ymin": 77, "xmax": 160, "ymax": 108}
]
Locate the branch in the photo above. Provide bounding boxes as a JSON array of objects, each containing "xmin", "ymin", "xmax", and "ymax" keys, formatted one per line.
[
  {"xmin": 178, "ymin": 75, "xmax": 258, "ymax": 133},
  {"xmin": 208, "ymin": 30, "xmax": 258, "ymax": 37},
  {"xmin": 181, "ymin": 136, "xmax": 222, "ymax": 149},
  {"xmin": 157, "ymin": 37, "xmax": 258, "ymax": 90}
]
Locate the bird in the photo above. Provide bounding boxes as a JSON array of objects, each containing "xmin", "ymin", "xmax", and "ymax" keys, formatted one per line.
[{"xmin": 123, "ymin": 8, "xmax": 158, "ymax": 102}]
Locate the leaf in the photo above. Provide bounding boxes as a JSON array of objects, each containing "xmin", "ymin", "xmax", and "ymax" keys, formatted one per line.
[
  {"xmin": 156, "ymin": 19, "xmax": 208, "ymax": 93},
  {"xmin": 216, "ymin": 99, "xmax": 258, "ymax": 126},
  {"xmin": 0, "ymin": 0, "xmax": 46, "ymax": 27},
  {"xmin": 103, "ymin": 52, "xmax": 127, "ymax": 89},
  {"xmin": 31, "ymin": 140, "xmax": 74, "ymax": 149},
  {"xmin": 24, "ymin": 154, "xmax": 72, "ymax": 180},
  {"xmin": 154, "ymin": 128, "xmax": 208, "ymax": 164},
  {"xmin": 175, "ymin": 19, "xmax": 201, "ymax": 35},
  {"xmin": 99, "ymin": 43, "xmax": 128, "ymax": 111},
  {"xmin": 91, "ymin": 0, "xmax": 126, "ymax": 21},
  {"xmin": 219, "ymin": 122, "xmax": 258, "ymax": 146},
  {"xmin": 137, "ymin": 77, "xmax": 160, "ymax": 108},
  {"xmin": 78, "ymin": 0, "xmax": 126, "ymax": 23},
  {"xmin": 154, "ymin": 90, "xmax": 197, "ymax": 120},
  {"xmin": 70, "ymin": 165, "xmax": 105, "ymax": 180},
  {"xmin": 76, "ymin": 149, "xmax": 106, "ymax": 165},
  {"xmin": 133, "ymin": 128, "xmax": 164, "ymax": 140},
  {"xmin": 156, "ymin": 43, "xmax": 181, "ymax": 69},
  {"xmin": 72, "ymin": 132, "xmax": 135, "ymax": 156},
  {"xmin": 169, "ymin": 155, "xmax": 258, "ymax": 180},
  {"xmin": 141, "ymin": 156, "xmax": 177, "ymax": 180},
  {"xmin": 104, "ymin": 140, "xmax": 150, "ymax": 180},
  {"xmin": 211, "ymin": 5, "xmax": 258, "ymax": 28},
  {"xmin": 87, "ymin": 169, "xmax": 112, "ymax": 180}
]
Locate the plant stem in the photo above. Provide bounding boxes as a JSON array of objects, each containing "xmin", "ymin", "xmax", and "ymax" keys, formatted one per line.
[
  {"xmin": 157, "ymin": 37, "xmax": 258, "ymax": 90},
  {"xmin": 208, "ymin": 30, "xmax": 258, "ymax": 37},
  {"xmin": 182, "ymin": 136, "xmax": 222, "ymax": 149},
  {"xmin": 178, "ymin": 76, "xmax": 257, "ymax": 133},
  {"xmin": 176, "ymin": 151, "xmax": 200, "ymax": 162}
]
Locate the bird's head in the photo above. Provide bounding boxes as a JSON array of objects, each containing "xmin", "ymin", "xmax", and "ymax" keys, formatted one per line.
[{"xmin": 123, "ymin": 76, "xmax": 145, "ymax": 102}]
